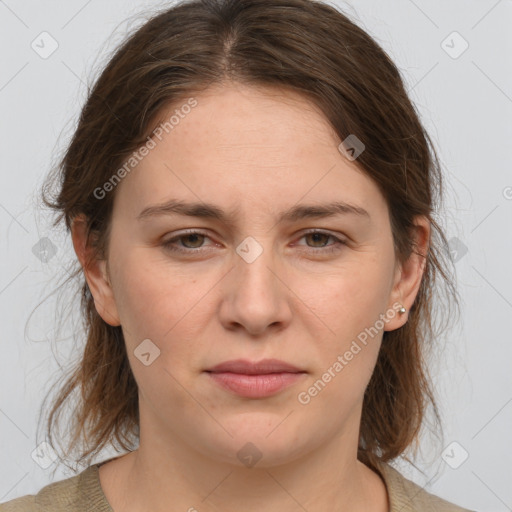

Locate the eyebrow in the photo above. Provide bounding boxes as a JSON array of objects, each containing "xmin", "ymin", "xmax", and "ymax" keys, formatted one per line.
[{"xmin": 137, "ymin": 199, "xmax": 370, "ymax": 224}]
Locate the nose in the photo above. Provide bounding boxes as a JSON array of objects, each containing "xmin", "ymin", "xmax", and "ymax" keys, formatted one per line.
[{"xmin": 218, "ymin": 237, "xmax": 293, "ymax": 337}]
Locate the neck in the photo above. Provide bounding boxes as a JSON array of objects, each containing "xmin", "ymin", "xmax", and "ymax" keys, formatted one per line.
[{"xmin": 99, "ymin": 405, "xmax": 389, "ymax": 512}]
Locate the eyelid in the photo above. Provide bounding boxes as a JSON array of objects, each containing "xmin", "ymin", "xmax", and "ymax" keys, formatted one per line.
[
  {"xmin": 298, "ymin": 228, "xmax": 348, "ymax": 243},
  {"xmin": 162, "ymin": 229, "xmax": 217, "ymax": 248},
  {"xmin": 161, "ymin": 228, "xmax": 347, "ymax": 254}
]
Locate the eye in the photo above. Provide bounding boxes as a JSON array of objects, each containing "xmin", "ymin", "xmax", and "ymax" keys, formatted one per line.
[
  {"xmin": 162, "ymin": 229, "xmax": 346, "ymax": 255},
  {"xmin": 294, "ymin": 230, "xmax": 347, "ymax": 254},
  {"xmin": 162, "ymin": 230, "xmax": 214, "ymax": 253}
]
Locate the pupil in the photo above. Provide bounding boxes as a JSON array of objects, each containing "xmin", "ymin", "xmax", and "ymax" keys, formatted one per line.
[
  {"xmin": 310, "ymin": 233, "xmax": 327, "ymax": 246},
  {"xmin": 185, "ymin": 234, "xmax": 203, "ymax": 247}
]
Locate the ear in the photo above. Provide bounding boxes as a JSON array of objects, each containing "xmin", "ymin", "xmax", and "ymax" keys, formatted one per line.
[
  {"xmin": 71, "ymin": 215, "xmax": 121, "ymax": 327},
  {"xmin": 384, "ymin": 215, "xmax": 430, "ymax": 331}
]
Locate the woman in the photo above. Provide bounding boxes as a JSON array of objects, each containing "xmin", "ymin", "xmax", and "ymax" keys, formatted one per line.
[{"xmin": 0, "ymin": 0, "xmax": 476, "ymax": 510}]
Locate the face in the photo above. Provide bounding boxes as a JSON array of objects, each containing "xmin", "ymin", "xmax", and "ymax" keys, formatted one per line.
[{"xmin": 76, "ymin": 82, "xmax": 427, "ymax": 468}]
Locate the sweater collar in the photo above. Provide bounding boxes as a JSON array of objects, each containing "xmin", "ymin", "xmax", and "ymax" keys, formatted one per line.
[{"xmin": 82, "ymin": 458, "xmax": 415, "ymax": 512}]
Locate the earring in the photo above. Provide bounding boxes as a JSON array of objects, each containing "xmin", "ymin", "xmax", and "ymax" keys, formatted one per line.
[{"xmin": 398, "ymin": 305, "xmax": 406, "ymax": 314}]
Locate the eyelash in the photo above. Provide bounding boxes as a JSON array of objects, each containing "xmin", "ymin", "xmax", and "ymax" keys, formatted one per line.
[{"xmin": 161, "ymin": 229, "xmax": 346, "ymax": 255}]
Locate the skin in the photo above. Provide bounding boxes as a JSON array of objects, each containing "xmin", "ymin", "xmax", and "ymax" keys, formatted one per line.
[{"xmin": 72, "ymin": 81, "xmax": 429, "ymax": 512}]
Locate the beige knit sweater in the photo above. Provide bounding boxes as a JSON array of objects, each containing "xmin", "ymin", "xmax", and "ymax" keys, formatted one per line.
[{"xmin": 0, "ymin": 459, "xmax": 475, "ymax": 511}]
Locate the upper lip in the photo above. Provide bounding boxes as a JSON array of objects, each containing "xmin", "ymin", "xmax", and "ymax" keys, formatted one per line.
[{"xmin": 206, "ymin": 358, "xmax": 304, "ymax": 375}]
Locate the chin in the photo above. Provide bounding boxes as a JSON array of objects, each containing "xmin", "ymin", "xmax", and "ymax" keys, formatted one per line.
[{"xmin": 196, "ymin": 417, "xmax": 312, "ymax": 469}]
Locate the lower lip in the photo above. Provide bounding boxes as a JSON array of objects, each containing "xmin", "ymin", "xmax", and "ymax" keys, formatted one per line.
[{"xmin": 206, "ymin": 371, "xmax": 306, "ymax": 398}]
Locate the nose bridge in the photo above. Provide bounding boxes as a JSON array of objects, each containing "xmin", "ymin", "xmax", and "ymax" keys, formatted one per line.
[
  {"xmin": 221, "ymin": 233, "xmax": 291, "ymax": 333},
  {"xmin": 234, "ymin": 234, "xmax": 280, "ymax": 296}
]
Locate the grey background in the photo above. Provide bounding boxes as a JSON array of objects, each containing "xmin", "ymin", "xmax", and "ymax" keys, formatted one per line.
[{"xmin": 0, "ymin": 0, "xmax": 511, "ymax": 510}]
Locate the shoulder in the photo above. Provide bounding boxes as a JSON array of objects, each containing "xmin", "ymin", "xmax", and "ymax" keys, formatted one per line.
[
  {"xmin": 0, "ymin": 464, "xmax": 111, "ymax": 512},
  {"xmin": 374, "ymin": 461, "xmax": 477, "ymax": 512},
  {"xmin": 0, "ymin": 495, "xmax": 38, "ymax": 512}
]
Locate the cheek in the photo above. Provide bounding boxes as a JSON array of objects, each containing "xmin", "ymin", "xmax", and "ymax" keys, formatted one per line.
[
  {"xmin": 115, "ymin": 267, "xmax": 168, "ymax": 335},
  {"xmin": 113, "ymin": 258, "xmax": 204, "ymax": 409},
  {"xmin": 112, "ymin": 252, "xmax": 215, "ymax": 363},
  {"xmin": 112, "ymin": 249, "xmax": 184, "ymax": 322},
  {"xmin": 317, "ymin": 260, "xmax": 393, "ymax": 331},
  {"xmin": 304, "ymin": 256, "xmax": 392, "ymax": 390}
]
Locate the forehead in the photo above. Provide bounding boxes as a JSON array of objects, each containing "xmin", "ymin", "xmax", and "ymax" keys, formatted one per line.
[
  {"xmin": 112, "ymin": 83, "xmax": 385, "ymax": 222},
  {"xmin": 158, "ymin": 82, "xmax": 338, "ymax": 157}
]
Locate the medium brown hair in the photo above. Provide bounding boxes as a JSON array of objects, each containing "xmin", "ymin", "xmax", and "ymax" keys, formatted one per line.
[{"xmin": 40, "ymin": 0, "xmax": 459, "ymax": 474}]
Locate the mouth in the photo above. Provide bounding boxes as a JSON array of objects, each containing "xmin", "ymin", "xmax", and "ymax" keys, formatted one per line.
[
  {"xmin": 204, "ymin": 358, "xmax": 307, "ymax": 398},
  {"xmin": 206, "ymin": 358, "xmax": 304, "ymax": 374}
]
